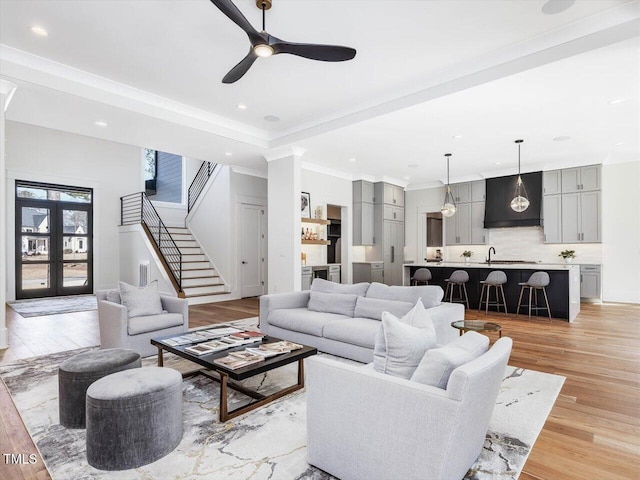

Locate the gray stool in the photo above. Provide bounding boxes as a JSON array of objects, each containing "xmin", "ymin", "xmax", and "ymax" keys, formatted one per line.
[
  {"xmin": 86, "ymin": 367, "xmax": 183, "ymax": 470},
  {"xmin": 58, "ymin": 348, "xmax": 141, "ymax": 428},
  {"xmin": 444, "ymin": 270, "xmax": 470, "ymax": 309},
  {"xmin": 516, "ymin": 271, "xmax": 552, "ymax": 321},
  {"xmin": 478, "ymin": 271, "xmax": 508, "ymax": 315},
  {"xmin": 411, "ymin": 268, "xmax": 432, "ymax": 286}
]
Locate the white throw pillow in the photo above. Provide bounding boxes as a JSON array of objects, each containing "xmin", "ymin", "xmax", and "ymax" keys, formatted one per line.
[
  {"xmin": 118, "ymin": 281, "xmax": 163, "ymax": 318},
  {"xmin": 372, "ymin": 301, "xmax": 438, "ymax": 379},
  {"xmin": 410, "ymin": 331, "xmax": 489, "ymax": 389}
]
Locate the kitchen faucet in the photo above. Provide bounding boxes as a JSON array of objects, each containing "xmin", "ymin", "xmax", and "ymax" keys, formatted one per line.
[{"xmin": 486, "ymin": 247, "xmax": 496, "ymax": 264}]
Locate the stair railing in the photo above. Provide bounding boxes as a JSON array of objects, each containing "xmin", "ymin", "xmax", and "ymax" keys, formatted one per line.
[
  {"xmin": 188, "ymin": 161, "xmax": 218, "ymax": 212},
  {"xmin": 120, "ymin": 192, "xmax": 182, "ymax": 291}
]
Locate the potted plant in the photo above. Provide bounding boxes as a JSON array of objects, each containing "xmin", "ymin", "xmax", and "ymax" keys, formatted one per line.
[
  {"xmin": 559, "ymin": 249, "xmax": 576, "ymax": 263},
  {"xmin": 461, "ymin": 251, "xmax": 473, "ymax": 263}
]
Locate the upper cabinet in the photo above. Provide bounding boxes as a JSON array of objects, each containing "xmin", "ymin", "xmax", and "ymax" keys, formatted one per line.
[
  {"xmin": 383, "ymin": 183, "xmax": 405, "ymax": 207},
  {"xmin": 543, "ymin": 170, "xmax": 562, "ymax": 195},
  {"xmin": 444, "ymin": 180, "xmax": 486, "ymax": 246},
  {"xmin": 450, "ymin": 183, "xmax": 471, "ymax": 204},
  {"xmin": 471, "ymin": 180, "xmax": 486, "ymax": 202},
  {"xmin": 561, "ymin": 165, "xmax": 600, "ymax": 193},
  {"xmin": 353, "ymin": 180, "xmax": 375, "ymax": 204},
  {"xmin": 353, "ymin": 180, "xmax": 375, "ymax": 245}
]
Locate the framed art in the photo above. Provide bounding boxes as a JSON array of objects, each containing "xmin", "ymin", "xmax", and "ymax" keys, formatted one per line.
[{"xmin": 301, "ymin": 192, "xmax": 311, "ymax": 218}]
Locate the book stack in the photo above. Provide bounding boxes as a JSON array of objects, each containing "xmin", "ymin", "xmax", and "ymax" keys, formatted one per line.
[
  {"xmin": 184, "ymin": 340, "xmax": 230, "ymax": 356},
  {"xmin": 245, "ymin": 341, "xmax": 304, "ymax": 357},
  {"xmin": 214, "ymin": 351, "xmax": 265, "ymax": 369}
]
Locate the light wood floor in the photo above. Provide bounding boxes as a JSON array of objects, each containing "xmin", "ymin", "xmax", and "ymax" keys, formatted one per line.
[{"xmin": 1, "ymin": 299, "xmax": 638, "ymax": 480}]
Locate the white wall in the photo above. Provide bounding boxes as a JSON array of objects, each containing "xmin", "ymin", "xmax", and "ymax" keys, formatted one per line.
[
  {"xmin": 602, "ymin": 161, "xmax": 640, "ymax": 303},
  {"xmin": 5, "ymin": 121, "xmax": 141, "ymax": 297},
  {"xmin": 301, "ymin": 168, "xmax": 353, "ymax": 283}
]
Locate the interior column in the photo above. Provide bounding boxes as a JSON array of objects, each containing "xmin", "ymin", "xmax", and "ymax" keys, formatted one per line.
[
  {"xmin": 0, "ymin": 80, "xmax": 17, "ymax": 350},
  {"xmin": 265, "ymin": 147, "xmax": 304, "ymax": 293}
]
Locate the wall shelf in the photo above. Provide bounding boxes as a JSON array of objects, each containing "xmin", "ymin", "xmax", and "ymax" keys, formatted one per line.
[
  {"xmin": 301, "ymin": 218, "xmax": 331, "ymax": 225},
  {"xmin": 302, "ymin": 239, "xmax": 331, "ymax": 245}
]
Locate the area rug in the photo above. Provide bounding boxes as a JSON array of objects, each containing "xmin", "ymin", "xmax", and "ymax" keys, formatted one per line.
[
  {"xmin": 0, "ymin": 330, "xmax": 564, "ymax": 480},
  {"xmin": 8, "ymin": 295, "xmax": 97, "ymax": 317}
]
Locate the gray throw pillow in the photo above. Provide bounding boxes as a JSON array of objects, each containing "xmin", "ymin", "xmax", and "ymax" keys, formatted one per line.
[
  {"xmin": 353, "ymin": 297, "xmax": 414, "ymax": 321},
  {"xmin": 365, "ymin": 282, "xmax": 443, "ymax": 308},
  {"xmin": 310, "ymin": 278, "xmax": 370, "ymax": 296},
  {"xmin": 105, "ymin": 290, "xmax": 121, "ymax": 304},
  {"xmin": 410, "ymin": 331, "xmax": 490, "ymax": 389},
  {"xmin": 118, "ymin": 281, "xmax": 163, "ymax": 318},
  {"xmin": 308, "ymin": 291, "xmax": 358, "ymax": 317}
]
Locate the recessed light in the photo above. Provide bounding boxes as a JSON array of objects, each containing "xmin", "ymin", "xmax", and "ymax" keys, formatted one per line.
[
  {"xmin": 542, "ymin": 0, "xmax": 575, "ymax": 15},
  {"xmin": 264, "ymin": 115, "xmax": 280, "ymax": 122},
  {"xmin": 608, "ymin": 98, "xmax": 625, "ymax": 105},
  {"xmin": 403, "ymin": 176, "xmax": 410, "ymax": 180},
  {"xmin": 553, "ymin": 136, "xmax": 571, "ymax": 142},
  {"xmin": 614, "ymin": 142, "xmax": 624, "ymax": 146},
  {"xmin": 30, "ymin": 25, "xmax": 48, "ymax": 37},
  {"xmin": 236, "ymin": 104, "xmax": 247, "ymax": 110},
  {"xmin": 348, "ymin": 158, "xmax": 357, "ymax": 163},
  {"xmin": 452, "ymin": 135, "xmax": 463, "ymax": 139},
  {"xmin": 225, "ymin": 152, "xmax": 232, "ymax": 156},
  {"xmin": 94, "ymin": 121, "xmax": 108, "ymax": 127},
  {"xmin": 408, "ymin": 164, "xmax": 419, "ymax": 168},
  {"xmin": 494, "ymin": 162, "xmax": 502, "ymax": 166}
]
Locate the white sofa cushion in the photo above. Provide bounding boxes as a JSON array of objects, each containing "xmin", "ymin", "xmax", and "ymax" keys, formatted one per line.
[
  {"xmin": 268, "ymin": 308, "xmax": 349, "ymax": 337},
  {"xmin": 366, "ymin": 282, "xmax": 443, "ymax": 308},
  {"xmin": 322, "ymin": 317, "xmax": 381, "ymax": 349},
  {"xmin": 310, "ymin": 278, "xmax": 370, "ymax": 296},
  {"xmin": 127, "ymin": 313, "xmax": 184, "ymax": 336},
  {"xmin": 308, "ymin": 291, "xmax": 358, "ymax": 317},
  {"xmin": 373, "ymin": 302, "xmax": 438, "ymax": 379},
  {"xmin": 411, "ymin": 331, "xmax": 490, "ymax": 389},
  {"xmin": 119, "ymin": 281, "xmax": 163, "ymax": 318},
  {"xmin": 353, "ymin": 297, "xmax": 414, "ymax": 321}
]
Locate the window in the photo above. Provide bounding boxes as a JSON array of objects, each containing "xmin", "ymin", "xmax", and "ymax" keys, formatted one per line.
[{"xmin": 143, "ymin": 149, "xmax": 183, "ymax": 204}]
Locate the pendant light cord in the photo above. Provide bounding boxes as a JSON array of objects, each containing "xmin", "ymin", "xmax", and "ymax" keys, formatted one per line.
[{"xmin": 262, "ymin": 3, "xmax": 266, "ymax": 31}]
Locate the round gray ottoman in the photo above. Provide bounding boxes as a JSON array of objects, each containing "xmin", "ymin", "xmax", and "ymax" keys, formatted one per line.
[
  {"xmin": 86, "ymin": 367, "xmax": 183, "ymax": 471},
  {"xmin": 58, "ymin": 348, "xmax": 141, "ymax": 428}
]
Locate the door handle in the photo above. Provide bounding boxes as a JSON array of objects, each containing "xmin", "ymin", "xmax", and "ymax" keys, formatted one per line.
[
  {"xmin": 391, "ymin": 246, "xmax": 395, "ymax": 263},
  {"xmin": 242, "ymin": 261, "xmax": 247, "ymax": 264}
]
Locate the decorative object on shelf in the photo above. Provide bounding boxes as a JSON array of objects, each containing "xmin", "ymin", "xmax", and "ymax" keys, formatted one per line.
[
  {"xmin": 559, "ymin": 249, "xmax": 576, "ymax": 263},
  {"xmin": 301, "ymin": 192, "xmax": 311, "ymax": 218},
  {"xmin": 461, "ymin": 250, "xmax": 473, "ymax": 263},
  {"xmin": 441, "ymin": 153, "xmax": 457, "ymax": 217},
  {"xmin": 314, "ymin": 205, "xmax": 324, "ymax": 220},
  {"xmin": 511, "ymin": 139, "xmax": 530, "ymax": 213}
]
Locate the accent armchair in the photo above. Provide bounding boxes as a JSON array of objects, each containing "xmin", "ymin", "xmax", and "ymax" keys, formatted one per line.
[
  {"xmin": 96, "ymin": 290, "xmax": 188, "ymax": 357},
  {"xmin": 306, "ymin": 337, "xmax": 513, "ymax": 480}
]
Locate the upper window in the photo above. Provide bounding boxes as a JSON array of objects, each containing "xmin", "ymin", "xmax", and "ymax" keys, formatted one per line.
[
  {"xmin": 17, "ymin": 182, "xmax": 92, "ymax": 204},
  {"xmin": 143, "ymin": 149, "xmax": 183, "ymax": 204}
]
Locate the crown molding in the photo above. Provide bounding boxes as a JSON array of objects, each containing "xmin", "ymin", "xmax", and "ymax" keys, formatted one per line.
[
  {"xmin": 0, "ymin": 78, "xmax": 17, "ymax": 110},
  {"xmin": 263, "ymin": 146, "xmax": 306, "ymax": 162},
  {"xmin": 301, "ymin": 161, "xmax": 354, "ymax": 181},
  {"xmin": 230, "ymin": 165, "xmax": 268, "ymax": 179}
]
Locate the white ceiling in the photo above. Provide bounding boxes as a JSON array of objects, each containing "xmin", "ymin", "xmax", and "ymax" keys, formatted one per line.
[{"xmin": 0, "ymin": 0, "xmax": 638, "ymax": 183}]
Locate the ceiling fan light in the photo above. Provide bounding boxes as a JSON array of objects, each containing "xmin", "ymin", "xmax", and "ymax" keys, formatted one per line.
[{"xmin": 254, "ymin": 44, "xmax": 274, "ymax": 57}]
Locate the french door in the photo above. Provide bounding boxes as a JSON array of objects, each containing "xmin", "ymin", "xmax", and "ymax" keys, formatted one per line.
[{"xmin": 15, "ymin": 181, "xmax": 93, "ymax": 299}]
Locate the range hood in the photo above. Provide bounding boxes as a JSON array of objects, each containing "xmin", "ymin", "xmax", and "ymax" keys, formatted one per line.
[{"xmin": 484, "ymin": 172, "xmax": 542, "ymax": 228}]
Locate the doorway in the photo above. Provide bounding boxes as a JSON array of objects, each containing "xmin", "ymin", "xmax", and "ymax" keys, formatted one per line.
[
  {"xmin": 15, "ymin": 181, "xmax": 93, "ymax": 299},
  {"xmin": 239, "ymin": 203, "xmax": 265, "ymax": 298}
]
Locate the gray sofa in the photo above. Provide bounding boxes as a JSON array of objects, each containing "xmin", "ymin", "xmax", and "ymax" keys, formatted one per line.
[{"xmin": 260, "ymin": 279, "xmax": 464, "ymax": 363}]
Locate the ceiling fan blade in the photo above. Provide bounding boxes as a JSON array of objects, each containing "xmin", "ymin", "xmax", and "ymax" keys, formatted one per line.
[
  {"xmin": 271, "ymin": 40, "xmax": 356, "ymax": 62},
  {"xmin": 222, "ymin": 50, "xmax": 258, "ymax": 84},
  {"xmin": 209, "ymin": 0, "xmax": 263, "ymax": 45}
]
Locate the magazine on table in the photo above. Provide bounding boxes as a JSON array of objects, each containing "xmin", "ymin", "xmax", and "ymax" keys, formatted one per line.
[
  {"xmin": 185, "ymin": 343, "xmax": 219, "ymax": 356},
  {"xmin": 244, "ymin": 347, "xmax": 282, "ymax": 358},
  {"xmin": 259, "ymin": 341, "xmax": 304, "ymax": 353},
  {"xmin": 162, "ymin": 336, "xmax": 192, "ymax": 346},
  {"xmin": 199, "ymin": 340, "xmax": 230, "ymax": 352},
  {"xmin": 228, "ymin": 330, "xmax": 266, "ymax": 340},
  {"xmin": 214, "ymin": 353, "xmax": 264, "ymax": 369},
  {"xmin": 196, "ymin": 326, "xmax": 244, "ymax": 339},
  {"xmin": 219, "ymin": 336, "xmax": 262, "ymax": 346}
]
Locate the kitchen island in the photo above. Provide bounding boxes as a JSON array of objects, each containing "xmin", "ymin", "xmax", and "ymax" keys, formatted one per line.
[{"xmin": 404, "ymin": 262, "xmax": 580, "ymax": 321}]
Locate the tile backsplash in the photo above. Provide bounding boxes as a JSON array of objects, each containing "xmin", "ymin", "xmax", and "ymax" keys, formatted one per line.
[{"xmin": 445, "ymin": 226, "xmax": 602, "ymax": 264}]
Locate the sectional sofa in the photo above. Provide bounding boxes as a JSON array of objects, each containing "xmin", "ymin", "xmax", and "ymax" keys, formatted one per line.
[{"xmin": 259, "ymin": 279, "xmax": 464, "ymax": 363}]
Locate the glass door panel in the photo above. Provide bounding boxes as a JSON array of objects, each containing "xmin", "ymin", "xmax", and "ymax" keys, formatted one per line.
[
  {"xmin": 63, "ymin": 263, "xmax": 88, "ymax": 287},
  {"xmin": 21, "ymin": 264, "xmax": 50, "ymax": 291}
]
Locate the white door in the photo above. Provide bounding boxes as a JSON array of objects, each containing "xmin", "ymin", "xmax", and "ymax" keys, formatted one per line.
[{"xmin": 240, "ymin": 204, "xmax": 265, "ymax": 297}]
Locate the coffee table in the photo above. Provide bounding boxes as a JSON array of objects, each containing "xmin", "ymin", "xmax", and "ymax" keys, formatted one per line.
[
  {"xmin": 451, "ymin": 320, "xmax": 502, "ymax": 339},
  {"xmin": 151, "ymin": 329, "xmax": 317, "ymax": 422}
]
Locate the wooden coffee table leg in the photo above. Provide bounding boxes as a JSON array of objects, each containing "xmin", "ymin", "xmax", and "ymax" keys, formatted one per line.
[
  {"xmin": 157, "ymin": 346, "xmax": 164, "ymax": 367},
  {"xmin": 297, "ymin": 358, "xmax": 304, "ymax": 387},
  {"xmin": 219, "ymin": 372, "xmax": 229, "ymax": 422}
]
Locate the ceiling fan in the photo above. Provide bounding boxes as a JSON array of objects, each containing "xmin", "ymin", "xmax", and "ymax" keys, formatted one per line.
[{"xmin": 210, "ymin": 0, "xmax": 357, "ymax": 83}]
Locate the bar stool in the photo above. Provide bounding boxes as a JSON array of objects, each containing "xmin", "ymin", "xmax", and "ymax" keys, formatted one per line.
[
  {"xmin": 516, "ymin": 271, "xmax": 552, "ymax": 321},
  {"xmin": 444, "ymin": 270, "xmax": 470, "ymax": 309},
  {"xmin": 478, "ymin": 271, "xmax": 508, "ymax": 315},
  {"xmin": 411, "ymin": 268, "xmax": 432, "ymax": 286}
]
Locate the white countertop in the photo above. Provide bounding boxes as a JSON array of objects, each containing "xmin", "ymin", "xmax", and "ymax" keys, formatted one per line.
[
  {"xmin": 404, "ymin": 262, "xmax": 579, "ymax": 271},
  {"xmin": 353, "ymin": 261, "xmax": 384, "ymax": 264}
]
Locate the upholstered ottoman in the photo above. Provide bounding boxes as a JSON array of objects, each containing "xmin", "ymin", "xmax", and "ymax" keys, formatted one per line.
[
  {"xmin": 58, "ymin": 348, "xmax": 141, "ymax": 428},
  {"xmin": 86, "ymin": 367, "xmax": 183, "ymax": 470}
]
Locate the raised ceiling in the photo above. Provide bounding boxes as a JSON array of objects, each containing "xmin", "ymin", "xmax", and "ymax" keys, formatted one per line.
[{"xmin": 0, "ymin": 0, "xmax": 638, "ymax": 183}]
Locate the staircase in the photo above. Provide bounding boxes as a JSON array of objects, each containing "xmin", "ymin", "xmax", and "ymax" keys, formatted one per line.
[{"xmin": 166, "ymin": 226, "xmax": 227, "ymax": 300}]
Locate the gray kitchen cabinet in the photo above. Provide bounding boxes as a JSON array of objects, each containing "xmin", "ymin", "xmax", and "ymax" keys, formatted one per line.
[
  {"xmin": 445, "ymin": 202, "xmax": 471, "ymax": 245},
  {"xmin": 329, "ymin": 265, "xmax": 341, "ymax": 284},
  {"xmin": 561, "ymin": 191, "xmax": 601, "ymax": 243},
  {"xmin": 471, "ymin": 180, "xmax": 486, "ymax": 202},
  {"xmin": 301, "ymin": 266, "xmax": 312, "ymax": 291},
  {"xmin": 353, "ymin": 180, "xmax": 375, "ymax": 204},
  {"xmin": 451, "ymin": 183, "xmax": 471, "ymax": 203},
  {"xmin": 562, "ymin": 165, "xmax": 601, "ymax": 193},
  {"xmin": 445, "ymin": 213, "xmax": 457, "ymax": 246},
  {"xmin": 381, "ymin": 183, "xmax": 405, "ymax": 207},
  {"xmin": 543, "ymin": 170, "xmax": 562, "ymax": 195},
  {"xmin": 471, "ymin": 201, "xmax": 487, "ymax": 245},
  {"xmin": 384, "ymin": 205, "xmax": 404, "ymax": 222},
  {"xmin": 543, "ymin": 194, "xmax": 562, "ymax": 243},
  {"xmin": 383, "ymin": 221, "xmax": 404, "ymax": 286},
  {"xmin": 580, "ymin": 264, "xmax": 601, "ymax": 300},
  {"xmin": 353, "ymin": 262, "xmax": 384, "ymax": 283},
  {"xmin": 353, "ymin": 202, "xmax": 374, "ymax": 245}
]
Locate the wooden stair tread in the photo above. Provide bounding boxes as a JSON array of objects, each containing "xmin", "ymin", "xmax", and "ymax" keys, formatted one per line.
[{"xmin": 184, "ymin": 291, "xmax": 229, "ymax": 298}]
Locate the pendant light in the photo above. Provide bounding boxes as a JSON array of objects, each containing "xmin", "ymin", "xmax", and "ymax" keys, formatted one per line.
[
  {"xmin": 441, "ymin": 153, "xmax": 457, "ymax": 217},
  {"xmin": 510, "ymin": 139, "xmax": 530, "ymax": 212}
]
